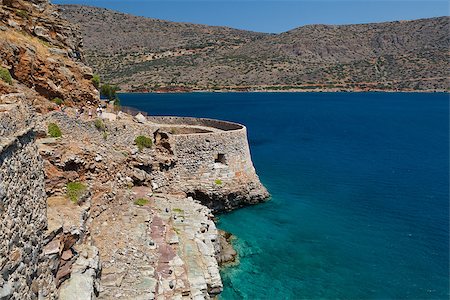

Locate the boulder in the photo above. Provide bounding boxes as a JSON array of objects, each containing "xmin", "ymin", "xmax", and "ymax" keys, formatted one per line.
[{"xmin": 134, "ymin": 113, "xmax": 147, "ymax": 123}]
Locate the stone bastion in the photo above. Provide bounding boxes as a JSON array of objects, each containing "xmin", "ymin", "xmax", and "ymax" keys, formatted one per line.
[{"xmin": 146, "ymin": 116, "xmax": 269, "ymax": 212}]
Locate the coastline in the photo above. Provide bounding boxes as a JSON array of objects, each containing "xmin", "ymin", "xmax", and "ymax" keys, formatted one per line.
[
  {"xmin": 119, "ymin": 88, "xmax": 449, "ymax": 94},
  {"xmin": 2, "ymin": 0, "xmax": 448, "ymax": 298}
]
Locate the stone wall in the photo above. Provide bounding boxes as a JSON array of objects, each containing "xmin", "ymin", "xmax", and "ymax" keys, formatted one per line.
[
  {"xmin": 0, "ymin": 103, "xmax": 56, "ymax": 299},
  {"xmin": 147, "ymin": 116, "xmax": 243, "ymax": 131},
  {"xmin": 149, "ymin": 117, "xmax": 269, "ymax": 212}
]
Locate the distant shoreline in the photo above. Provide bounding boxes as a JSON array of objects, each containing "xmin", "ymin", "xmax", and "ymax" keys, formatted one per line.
[{"xmin": 119, "ymin": 89, "xmax": 449, "ymax": 94}]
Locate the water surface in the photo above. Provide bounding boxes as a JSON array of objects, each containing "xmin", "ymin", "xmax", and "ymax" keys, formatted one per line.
[{"xmin": 121, "ymin": 92, "xmax": 449, "ymax": 299}]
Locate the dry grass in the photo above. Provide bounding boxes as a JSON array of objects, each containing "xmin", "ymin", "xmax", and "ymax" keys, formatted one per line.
[{"xmin": 0, "ymin": 30, "xmax": 50, "ymax": 57}]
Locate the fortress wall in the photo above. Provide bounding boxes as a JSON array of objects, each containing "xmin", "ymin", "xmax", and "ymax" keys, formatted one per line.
[
  {"xmin": 0, "ymin": 104, "xmax": 56, "ymax": 299},
  {"xmin": 147, "ymin": 116, "xmax": 243, "ymax": 131},
  {"xmin": 170, "ymin": 127, "xmax": 255, "ymax": 183},
  {"xmin": 150, "ymin": 116, "xmax": 269, "ymax": 211}
]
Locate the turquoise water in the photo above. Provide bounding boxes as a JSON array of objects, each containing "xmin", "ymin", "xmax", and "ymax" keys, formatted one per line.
[{"xmin": 121, "ymin": 92, "xmax": 449, "ymax": 299}]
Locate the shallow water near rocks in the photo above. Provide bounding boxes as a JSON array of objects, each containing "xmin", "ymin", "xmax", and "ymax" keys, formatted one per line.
[{"xmin": 121, "ymin": 92, "xmax": 449, "ymax": 299}]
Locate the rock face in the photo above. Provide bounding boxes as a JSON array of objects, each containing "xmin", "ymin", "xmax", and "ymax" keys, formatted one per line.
[
  {"xmin": 0, "ymin": 100, "xmax": 57, "ymax": 299},
  {"xmin": 58, "ymin": 245, "xmax": 101, "ymax": 300},
  {"xmin": 0, "ymin": 0, "xmax": 98, "ymax": 106}
]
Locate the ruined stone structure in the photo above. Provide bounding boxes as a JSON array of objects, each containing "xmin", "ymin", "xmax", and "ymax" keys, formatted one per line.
[
  {"xmin": 0, "ymin": 102, "xmax": 269, "ymax": 299},
  {"xmin": 0, "ymin": 100, "xmax": 56, "ymax": 299},
  {"xmin": 148, "ymin": 116, "xmax": 269, "ymax": 212}
]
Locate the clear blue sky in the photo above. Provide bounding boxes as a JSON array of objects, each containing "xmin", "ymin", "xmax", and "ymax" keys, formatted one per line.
[{"xmin": 53, "ymin": 0, "xmax": 449, "ymax": 33}]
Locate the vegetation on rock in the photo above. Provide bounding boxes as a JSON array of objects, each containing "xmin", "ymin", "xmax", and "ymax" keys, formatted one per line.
[
  {"xmin": 53, "ymin": 97, "xmax": 63, "ymax": 106},
  {"xmin": 92, "ymin": 74, "xmax": 100, "ymax": 89},
  {"xmin": 67, "ymin": 182, "xmax": 87, "ymax": 204},
  {"xmin": 135, "ymin": 135, "xmax": 152, "ymax": 151},
  {"xmin": 0, "ymin": 67, "xmax": 13, "ymax": 85},
  {"xmin": 48, "ymin": 123, "xmax": 62, "ymax": 137},
  {"xmin": 100, "ymin": 83, "xmax": 120, "ymax": 105},
  {"xmin": 134, "ymin": 198, "xmax": 149, "ymax": 206},
  {"xmin": 94, "ymin": 119, "xmax": 105, "ymax": 131},
  {"xmin": 215, "ymin": 179, "xmax": 223, "ymax": 185},
  {"xmin": 173, "ymin": 208, "xmax": 184, "ymax": 214},
  {"xmin": 15, "ymin": 9, "xmax": 29, "ymax": 20}
]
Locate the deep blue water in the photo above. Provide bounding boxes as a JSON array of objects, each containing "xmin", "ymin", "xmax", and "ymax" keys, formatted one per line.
[{"xmin": 121, "ymin": 92, "xmax": 449, "ymax": 299}]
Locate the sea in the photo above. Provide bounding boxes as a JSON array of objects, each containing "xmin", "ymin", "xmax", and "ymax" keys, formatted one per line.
[{"xmin": 120, "ymin": 92, "xmax": 449, "ymax": 300}]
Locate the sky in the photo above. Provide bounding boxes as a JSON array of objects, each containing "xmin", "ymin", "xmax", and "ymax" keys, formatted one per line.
[{"xmin": 53, "ymin": 0, "xmax": 449, "ymax": 33}]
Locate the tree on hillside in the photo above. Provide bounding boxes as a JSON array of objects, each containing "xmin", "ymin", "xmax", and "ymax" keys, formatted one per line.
[{"xmin": 100, "ymin": 84, "xmax": 120, "ymax": 106}]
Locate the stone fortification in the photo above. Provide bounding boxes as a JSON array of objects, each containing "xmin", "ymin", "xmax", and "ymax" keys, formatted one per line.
[
  {"xmin": 41, "ymin": 114, "xmax": 269, "ymax": 213},
  {"xmin": 148, "ymin": 116, "xmax": 269, "ymax": 212},
  {"xmin": 0, "ymin": 101, "xmax": 56, "ymax": 299},
  {"xmin": 0, "ymin": 101, "xmax": 268, "ymax": 299}
]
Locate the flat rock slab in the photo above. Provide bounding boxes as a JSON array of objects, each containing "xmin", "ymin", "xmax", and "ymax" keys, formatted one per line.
[{"xmin": 47, "ymin": 196, "xmax": 87, "ymax": 235}]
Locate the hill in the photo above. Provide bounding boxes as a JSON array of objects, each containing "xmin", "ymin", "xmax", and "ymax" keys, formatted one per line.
[{"xmin": 59, "ymin": 5, "xmax": 450, "ymax": 92}]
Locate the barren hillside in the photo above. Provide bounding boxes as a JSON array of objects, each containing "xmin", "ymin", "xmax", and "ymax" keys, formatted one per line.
[{"xmin": 59, "ymin": 5, "xmax": 450, "ymax": 92}]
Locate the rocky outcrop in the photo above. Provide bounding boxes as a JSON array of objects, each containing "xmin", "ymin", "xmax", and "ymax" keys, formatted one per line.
[
  {"xmin": 58, "ymin": 244, "xmax": 101, "ymax": 300},
  {"xmin": 0, "ymin": 0, "xmax": 98, "ymax": 106},
  {"xmin": 34, "ymin": 108, "xmax": 269, "ymax": 299},
  {"xmin": 217, "ymin": 230, "xmax": 237, "ymax": 266}
]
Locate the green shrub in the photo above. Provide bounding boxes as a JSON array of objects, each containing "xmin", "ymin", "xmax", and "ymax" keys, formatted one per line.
[
  {"xmin": 94, "ymin": 119, "xmax": 105, "ymax": 131},
  {"xmin": 92, "ymin": 74, "xmax": 100, "ymax": 89},
  {"xmin": 135, "ymin": 135, "xmax": 152, "ymax": 151},
  {"xmin": 134, "ymin": 198, "xmax": 149, "ymax": 206},
  {"xmin": 102, "ymin": 131, "xmax": 108, "ymax": 140},
  {"xmin": 0, "ymin": 67, "xmax": 12, "ymax": 85},
  {"xmin": 67, "ymin": 182, "xmax": 86, "ymax": 203},
  {"xmin": 15, "ymin": 9, "xmax": 29, "ymax": 19},
  {"xmin": 53, "ymin": 97, "xmax": 63, "ymax": 106},
  {"xmin": 48, "ymin": 123, "xmax": 62, "ymax": 138},
  {"xmin": 113, "ymin": 97, "xmax": 121, "ymax": 107},
  {"xmin": 215, "ymin": 179, "xmax": 223, "ymax": 185},
  {"xmin": 100, "ymin": 84, "xmax": 120, "ymax": 100},
  {"xmin": 173, "ymin": 208, "xmax": 184, "ymax": 214}
]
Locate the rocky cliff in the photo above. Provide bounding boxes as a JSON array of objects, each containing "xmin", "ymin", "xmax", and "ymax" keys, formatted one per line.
[
  {"xmin": 59, "ymin": 5, "xmax": 449, "ymax": 92},
  {"xmin": 0, "ymin": 0, "xmax": 98, "ymax": 108}
]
